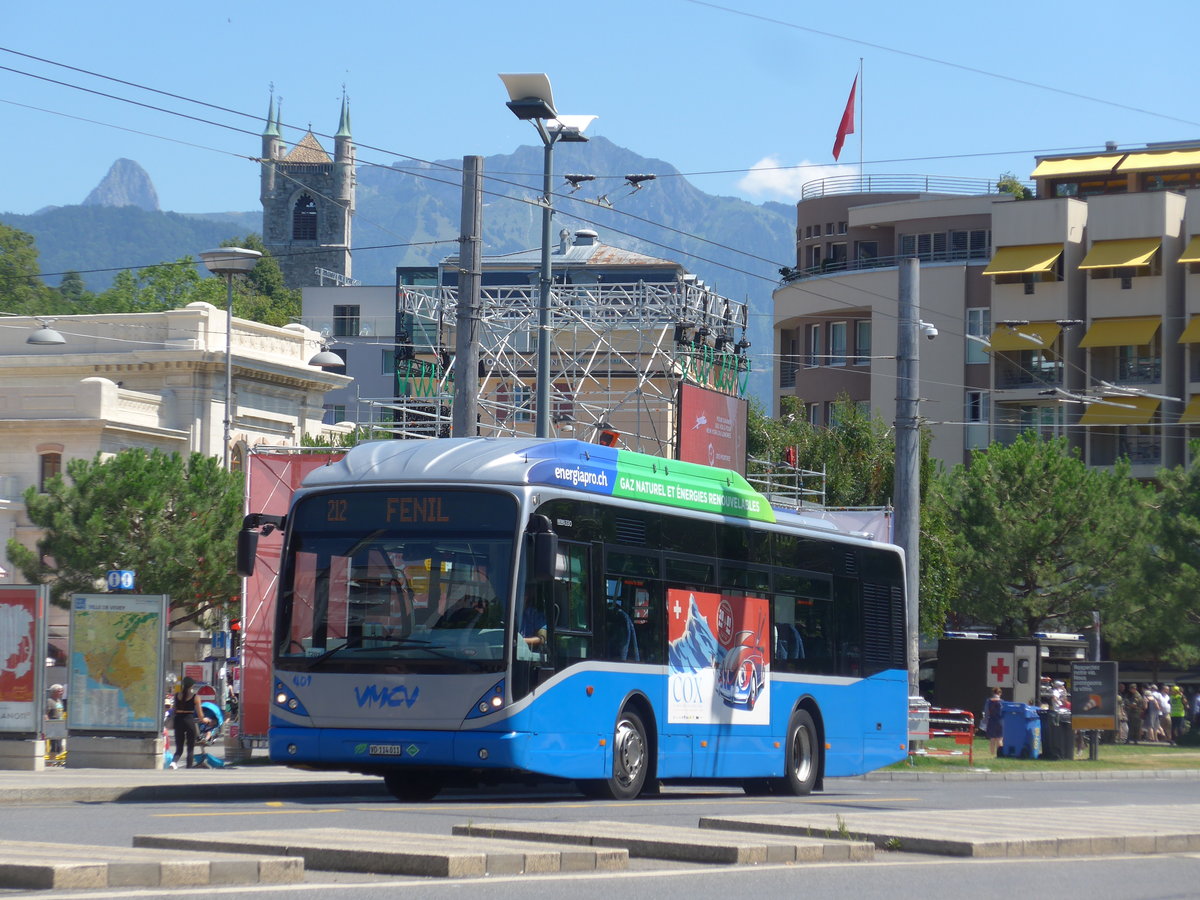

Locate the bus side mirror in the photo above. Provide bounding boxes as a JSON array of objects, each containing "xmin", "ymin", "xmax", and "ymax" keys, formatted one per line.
[
  {"xmin": 237, "ymin": 514, "xmax": 285, "ymax": 578},
  {"xmin": 526, "ymin": 514, "xmax": 558, "ymax": 583},
  {"xmin": 236, "ymin": 529, "xmax": 259, "ymax": 578}
]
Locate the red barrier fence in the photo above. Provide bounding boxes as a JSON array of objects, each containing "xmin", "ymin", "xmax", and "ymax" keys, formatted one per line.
[{"xmin": 909, "ymin": 706, "xmax": 975, "ymax": 766}]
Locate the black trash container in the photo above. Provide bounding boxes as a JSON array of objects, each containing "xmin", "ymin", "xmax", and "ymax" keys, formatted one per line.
[{"xmin": 1039, "ymin": 708, "xmax": 1074, "ymax": 760}]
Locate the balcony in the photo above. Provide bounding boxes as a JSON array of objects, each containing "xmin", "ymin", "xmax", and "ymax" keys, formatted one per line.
[
  {"xmin": 781, "ymin": 246, "xmax": 992, "ymax": 284},
  {"xmin": 1090, "ymin": 433, "xmax": 1161, "ymax": 467},
  {"xmin": 799, "ymin": 174, "xmax": 1022, "ymax": 201}
]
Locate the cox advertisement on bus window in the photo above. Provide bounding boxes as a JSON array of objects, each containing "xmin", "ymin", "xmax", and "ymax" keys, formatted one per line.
[{"xmin": 667, "ymin": 588, "xmax": 770, "ymax": 725}]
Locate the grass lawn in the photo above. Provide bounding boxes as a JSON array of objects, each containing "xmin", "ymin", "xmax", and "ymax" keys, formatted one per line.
[{"xmin": 891, "ymin": 736, "xmax": 1200, "ymax": 772}]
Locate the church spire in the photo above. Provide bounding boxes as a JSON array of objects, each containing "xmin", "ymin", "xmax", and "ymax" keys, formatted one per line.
[
  {"xmin": 264, "ymin": 88, "xmax": 280, "ymax": 138},
  {"xmin": 335, "ymin": 88, "xmax": 352, "ymax": 139}
]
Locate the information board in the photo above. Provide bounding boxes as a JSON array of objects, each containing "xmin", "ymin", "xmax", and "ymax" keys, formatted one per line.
[
  {"xmin": 1070, "ymin": 660, "xmax": 1118, "ymax": 731},
  {"xmin": 68, "ymin": 594, "xmax": 168, "ymax": 734}
]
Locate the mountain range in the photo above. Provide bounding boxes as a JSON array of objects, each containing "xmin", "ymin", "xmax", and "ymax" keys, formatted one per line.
[{"xmin": 1, "ymin": 139, "xmax": 798, "ymax": 393}]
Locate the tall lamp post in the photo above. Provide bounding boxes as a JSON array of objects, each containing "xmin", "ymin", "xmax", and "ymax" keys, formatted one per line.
[
  {"xmin": 499, "ymin": 74, "xmax": 595, "ymax": 437},
  {"xmin": 199, "ymin": 247, "xmax": 262, "ymax": 469}
]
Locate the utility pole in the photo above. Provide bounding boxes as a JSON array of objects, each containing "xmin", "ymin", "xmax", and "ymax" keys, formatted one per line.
[
  {"xmin": 453, "ymin": 156, "xmax": 483, "ymax": 437},
  {"xmin": 895, "ymin": 258, "xmax": 922, "ymax": 699}
]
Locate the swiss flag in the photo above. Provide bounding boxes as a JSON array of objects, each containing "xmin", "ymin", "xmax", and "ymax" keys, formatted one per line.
[{"xmin": 832, "ymin": 75, "xmax": 857, "ymax": 161}]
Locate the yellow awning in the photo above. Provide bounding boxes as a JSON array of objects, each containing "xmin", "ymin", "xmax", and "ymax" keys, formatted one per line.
[
  {"xmin": 1078, "ymin": 238, "xmax": 1161, "ymax": 269},
  {"xmin": 1031, "ymin": 155, "xmax": 1121, "ymax": 178},
  {"xmin": 982, "ymin": 244, "xmax": 1064, "ymax": 276},
  {"xmin": 1178, "ymin": 396, "xmax": 1200, "ymax": 425},
  {"xmin": 1078, "ymin": 317, "xmax": 1161, "ymax": 348},
  {"xmin": 1179, "ymin": 317, "xmax": 1200, "ymax": 344},
  {"xmin": 987, "ymin": 322, "xmax": 1062, "ymax": 352},
  {"xmin": 1116, "ymin": 150, "xmax": 1200, "ymax": 172},
  {"xmin": 1178, "ymin": 236, "xmax": 1200, "ymax": 264},
  {"xmin": 1078, "ymin": 396, "xmax": 1159, "ymax": 426}
]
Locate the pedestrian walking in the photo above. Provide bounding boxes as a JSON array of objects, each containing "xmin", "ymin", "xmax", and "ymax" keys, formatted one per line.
[{"xmin": 172, "ymin": 677, "xmax": 213, "ymax": 769}]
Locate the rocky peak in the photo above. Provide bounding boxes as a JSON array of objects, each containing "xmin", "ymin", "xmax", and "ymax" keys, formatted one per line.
[{"xmin": 82, "ymin": 159, "xmax": 160, "ymax": 211}]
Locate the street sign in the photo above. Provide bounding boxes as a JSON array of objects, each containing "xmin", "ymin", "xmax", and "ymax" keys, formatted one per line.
[{"xmin": 106, "ymin": 570, "xmax": 135, "ymax": 591}]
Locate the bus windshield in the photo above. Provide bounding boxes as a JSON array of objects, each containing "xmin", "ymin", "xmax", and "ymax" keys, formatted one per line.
[{"xmin": 275, "ymin": 489, "xmax": 517, "ymax": 674}]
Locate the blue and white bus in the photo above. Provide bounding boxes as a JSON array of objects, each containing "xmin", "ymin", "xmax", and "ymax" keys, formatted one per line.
[{"xmin": 238, "ymin": 438, "xmax": 908, "ymax": 801}]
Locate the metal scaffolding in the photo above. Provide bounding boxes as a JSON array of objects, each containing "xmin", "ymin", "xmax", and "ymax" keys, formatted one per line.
[{"xmin": 350, "ymin": 278, "xmax": 751, "ymax": 456}]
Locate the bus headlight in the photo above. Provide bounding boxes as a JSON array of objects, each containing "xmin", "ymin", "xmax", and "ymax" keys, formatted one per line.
[
  {"xmin": 273, "ymin": 682, "xmax": 310, "ymax": 717},
  {"xmin": 466, "ymin": 679, "xmax": 506, "ymax": 719}
]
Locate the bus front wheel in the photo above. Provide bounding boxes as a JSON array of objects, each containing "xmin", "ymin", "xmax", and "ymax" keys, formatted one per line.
[
  {"xmin": 776, "ymin": 708, "xmax": 819, "ymax": 795},
  {"xmin": 579, "ymin": 708, "xmax": 649, "ymax": 800},
  {"xmin": 383, "ymin": 772, "xmax": 441, "ymax": 802}
]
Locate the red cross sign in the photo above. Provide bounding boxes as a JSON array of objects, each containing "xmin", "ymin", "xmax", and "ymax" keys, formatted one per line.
[{"xmin": 986, "ymin": 652, "xmax": 1014, "ymax": 688}]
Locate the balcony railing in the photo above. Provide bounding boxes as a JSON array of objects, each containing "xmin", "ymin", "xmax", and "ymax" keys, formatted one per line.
[
  {"xmin": 781, "ymin": 247, "xmax": 992, "ymax": 284},
  {"xmin": 799, "ymin": 173, "xmax": 1024, "ymax": 201}
]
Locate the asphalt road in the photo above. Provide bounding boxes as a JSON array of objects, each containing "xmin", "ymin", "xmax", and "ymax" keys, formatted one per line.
[{"xmin": 4, "ymin": 777, "xmax": 1200, "ymax": 899}]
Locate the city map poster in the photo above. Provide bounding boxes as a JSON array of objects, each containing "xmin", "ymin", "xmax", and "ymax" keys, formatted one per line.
[
  {"xmin": 68, "ymin": 594, "xmax": 167, "ymax": 734},
  {"xmin": 666, "ymin": 587, "xmax": 770, "ymax": 726},
  {"xmin": 0, "ymin": 585, "xmax": 47, "ymax": 733}
]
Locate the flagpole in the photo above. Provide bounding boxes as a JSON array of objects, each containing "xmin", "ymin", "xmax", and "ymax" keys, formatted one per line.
[{"xmin": 858, "ymin": 57, "xmax": 864, "ymax": 190}]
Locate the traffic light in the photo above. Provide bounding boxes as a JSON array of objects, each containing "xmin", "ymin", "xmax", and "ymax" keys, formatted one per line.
[{"xmin": 229, "ymin": 618, "xmax": 242, "ymax": 655}]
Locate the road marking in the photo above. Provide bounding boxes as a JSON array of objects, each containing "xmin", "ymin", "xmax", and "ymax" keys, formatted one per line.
[{"xmin": 151, "ymin": 809, "xmax": 346, "ymax": 819}]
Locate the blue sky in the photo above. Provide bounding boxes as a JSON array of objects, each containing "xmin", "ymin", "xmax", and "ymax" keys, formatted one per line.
[{"xmin": 2, "ymin": 0, "xmax": 1194, "ymax": 217}]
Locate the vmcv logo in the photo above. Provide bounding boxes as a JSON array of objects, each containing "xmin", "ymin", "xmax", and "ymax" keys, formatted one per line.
[{"xmin": 354, "ymin": 684, "xmax": 420, "ymax": 709}]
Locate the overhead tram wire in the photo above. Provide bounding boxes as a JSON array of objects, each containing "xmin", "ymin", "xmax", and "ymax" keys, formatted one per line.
[
  {"xmin": 681, "ymin": 0, "xmax": 1200, "ymax": 129},
  {"xmin": 1, "ymin": 48, "xmax": 1155, "ymax": 281},
  {"xmin": 1, "ymin": 47, "xmax": 1177, "ymax": 397}
]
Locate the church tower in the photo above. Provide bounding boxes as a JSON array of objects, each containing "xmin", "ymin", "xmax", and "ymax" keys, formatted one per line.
[{"xmin": 260, "ymin": 92, "xmax": 355, "ymax": 289}]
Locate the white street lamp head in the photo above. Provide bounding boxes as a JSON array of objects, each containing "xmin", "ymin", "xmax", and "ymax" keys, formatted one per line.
[
  {"xmin": 199, "ymin": 247, "xmax": 262, "ymax": 276},
  {"xmin": 27, "ymin": 318, "xmax": 66, "ymax": 345},
  {"xmin": 499, "ymin": 73, "xmax": 557, "ymax": 119}
]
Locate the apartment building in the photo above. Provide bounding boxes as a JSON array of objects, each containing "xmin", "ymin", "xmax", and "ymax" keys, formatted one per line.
[{"xmin": 774, "ymin": 143, "xmax": 1200, "ymax": 476}]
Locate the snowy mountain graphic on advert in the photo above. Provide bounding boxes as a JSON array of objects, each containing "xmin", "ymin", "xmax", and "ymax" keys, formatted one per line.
[{"xmin": 669, "ymin": 597, "xmax": 722, "ymax": 673}]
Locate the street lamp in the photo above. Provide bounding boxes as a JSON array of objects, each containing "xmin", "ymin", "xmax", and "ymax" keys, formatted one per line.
[
  {"xmin": 199, "ymin": 247, "xmax": 262, "ymax": 469},
  {"xmin": 499, "ymin": 73, "xmax": 596, "ymax": 437}
]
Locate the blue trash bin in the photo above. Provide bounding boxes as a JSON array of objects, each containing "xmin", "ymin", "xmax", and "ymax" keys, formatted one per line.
[{"xmin": 999, "ymin": 701, "xmax": 1042, "ymax": 758}]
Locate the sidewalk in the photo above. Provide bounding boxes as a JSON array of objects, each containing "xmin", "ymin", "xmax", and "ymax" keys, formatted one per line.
[{"xmin": 0, "ymin": 761, "xmax": 388, "ymax": 805}]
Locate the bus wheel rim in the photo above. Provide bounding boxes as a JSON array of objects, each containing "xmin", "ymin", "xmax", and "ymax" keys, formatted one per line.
[
  {"xmin": 791, "ymin": 722, "xmax": 813, "ymax": 783},
  {"xmin": 614, "ymin": 718, "xmax": 645, "ymax": 786}
]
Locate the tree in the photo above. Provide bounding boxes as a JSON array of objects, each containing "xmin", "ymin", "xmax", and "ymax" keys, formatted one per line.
[
  {"xmin": 222, "ymin": 234, "xmax": 300, "ymax": 327},
  {"xmin": 997, "ymin": 171, "xmax": 1032, "ymax": 200},
  {"xmin": 6, "ymin": 449, "xmax": 243, "ymax": 628},
  {"xmin": 56, "ymin": 270, "xmax": 91, "ymax": 305},
  {"xmin": 1105, "ymin": 449, "xmax": 1200, "ymax": 671},
  {"xmin": 747, "ymin": 396, "xmax": 957, "ymax": 635},
  {"xmin": 0, "ymin": 223, "xmax": 57, "ymax": 314},
  {"xmin": 931, "ymin": 432, "xmax": 1150, "ymax": 637}
]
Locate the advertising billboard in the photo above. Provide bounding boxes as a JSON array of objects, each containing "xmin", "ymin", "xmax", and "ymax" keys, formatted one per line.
[
  {"xmin": 677, "ymin": 382, "xmax": 747, "ymax": 475},
  {"xmin": 0, "ymin": 585, "xmax": 47, "ymax": 733},
  {"xmin": 667, "ymin": 587, "xmax": 770, "ymax": 725}
]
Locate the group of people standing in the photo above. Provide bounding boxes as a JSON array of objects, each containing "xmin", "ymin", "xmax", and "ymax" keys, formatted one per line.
[{"xmin": 1120, "ymin": 682, "xmax": 1190, "ymax": 744}]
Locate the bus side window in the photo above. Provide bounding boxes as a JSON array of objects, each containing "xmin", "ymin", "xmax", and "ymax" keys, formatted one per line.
[
  {"xmin": 553, "ymin": 543, "xmax": 591, "ymax": 664},
  {"xmin": 603, "ymin": 550, "xmax": 663, "ymax": 664}
]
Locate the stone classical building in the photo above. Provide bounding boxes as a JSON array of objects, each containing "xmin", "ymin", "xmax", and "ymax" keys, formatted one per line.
[{"xmin": 0, "ymin": 303, "xmax": 350, "ymax": 585}]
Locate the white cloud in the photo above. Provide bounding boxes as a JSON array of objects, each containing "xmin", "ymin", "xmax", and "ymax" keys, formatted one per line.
[{"xmin": 737, "ymin": 156, "xmax": 859, "ymax": 201}]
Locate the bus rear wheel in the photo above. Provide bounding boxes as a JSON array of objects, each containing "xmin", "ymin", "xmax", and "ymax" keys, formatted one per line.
[
  {"xmin": 383, "ymin": 772, "xmax": 441, "ymax": 802},
  {"xmin": 775, "ymin": 708, "xmax": 818, "ymax": 796},
  {"xmin": 579, "ymin": 708, "xmax": 649, "ymax": 800}
]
